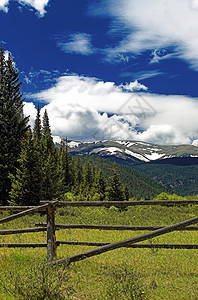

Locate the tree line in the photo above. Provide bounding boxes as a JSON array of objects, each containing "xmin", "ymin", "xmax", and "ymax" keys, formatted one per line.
[{"xmin": 0, "ymin": 47, "xmax": 129, "ymax": 206}]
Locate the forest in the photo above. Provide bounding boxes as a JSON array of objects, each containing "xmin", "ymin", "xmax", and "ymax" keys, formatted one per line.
[
  {"xmin": 1, "ymin": 46, "xmax": 197, "ymax": 208},
  {"xmin": 0, "ymin": 47, "xmax": 130, "ymax": 206}
]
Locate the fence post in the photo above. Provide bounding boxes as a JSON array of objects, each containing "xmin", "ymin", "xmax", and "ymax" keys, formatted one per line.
[{"xmin": 47, "ymin": 203, "xmax": 57, "ymax": 262}]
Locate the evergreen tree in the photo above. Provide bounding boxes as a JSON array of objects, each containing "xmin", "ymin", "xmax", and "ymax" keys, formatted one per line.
[
  {"xmin": 106, "ymin": 164, "xmax": 125, "ymax": 202},
  {"xmin": 9, "ymin": 130, "xmax": 41, "ymax": 206},
  {"xmin": 73, "ymin": 157, "xmax": 83, "ymax": 195},
  {"xmin": 123, "ymin": 183, "xmax": 129, "ymax": 201},
  {"xmin": 93, "ymin": 169, "xmax": 106, "ymax": 201},
  {"xmin": 58, "ymin": 138, "xmax": 74, "ymax": 194},
  {"xmin": 83, "ymin": 161, "xmax": 93, "ymax": 192},
  {"xmin": 40, "ymin": 110, "xmax": 60, "ymax": 201},
  {"xmin": 0, "ymin": 47, "xmax": 29, "ymax": 205},
  {"xmin": 42, "ymin": 109, "xmax": 53, "ymax": 143},
  {"xmin": 41, "ymin": 151, "xmax": 59, "ymax": 201},
  {"xmin": 33, "ymin": 104, "xmax": 42, "ymax": 140}
]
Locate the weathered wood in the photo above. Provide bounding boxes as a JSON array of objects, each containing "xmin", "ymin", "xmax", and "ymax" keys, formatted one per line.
[
  {"xmin": 0, "ymin": 203, "xmax": 50, "ymax": 225},
  {"xmin": 56, "ymin": 241, "xmax": 198, "ymax": 249},
  {"xmin": 0, "ymin": 243, "xmax": 47, "ymax": 248},
  {"xmin": 0, "ymin": 206, "xmax": 37, "ymax": 212},
  {"xmin": 49, "ymin": 214, "xmax": 198, "ymax": 265},
  {"xmin": 0, "ymin": 227, "xmax": 47, "ymax": 235},
  {"xmin": 35, "ymin": 223, "xmax": 198, "ymax": 231},
  {"xmin": 47, "ymin": 203, "xmax": 57, "ymax": 262},
  {"xmin": 41, "ymin": 200, "xmax": 198, "ymax": 207}
]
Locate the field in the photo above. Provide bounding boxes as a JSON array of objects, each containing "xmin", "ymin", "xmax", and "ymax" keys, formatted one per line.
[{"xmin": 0, "ymin": 204, "xmax": 198, "ymax": 299}]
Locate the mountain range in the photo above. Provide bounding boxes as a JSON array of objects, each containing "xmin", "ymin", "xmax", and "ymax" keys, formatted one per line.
[{"xmin": 53, "ymin": 137, "xmax": 198, "ymax": 196}]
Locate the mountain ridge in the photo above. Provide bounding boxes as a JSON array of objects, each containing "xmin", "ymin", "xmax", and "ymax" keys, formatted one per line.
[{"xmin": 53, "ymin": 136, "xmax": 198, "ymax": 165}]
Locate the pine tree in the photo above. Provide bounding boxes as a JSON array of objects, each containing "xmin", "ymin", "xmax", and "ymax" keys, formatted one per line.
[
  {"xmin": 93, "ymin": 169, "xmax": 106, "ymax": 201},
  {"xmin": 73, "ymin": 157, "xmax": 83, "ymax": 195},
  {"xmin": 9, "ymin": 130, "xmax": 41, "ymax": 206},
  {"xmin": 33, "ymin": 104, "xmax": 42, "ymax": 140},
  {"xmin": 0, "ymin": 47, "xmax": 29, "ymax": 205},
  {"xmin": 40, "ymin": 110, "xmax": 59, "ymax": 201},
  {"xmin": 58, "ymin": 138, "xmax": 74, "ymax": 194},
  {"xmin": 42, "ymin": 109, "xmax": 53, "ymax": 144},
  {"xmin": 106, "ymin": 164, "xmax": 125, "ymax": 202},
  {"xmin": 83, "ymin": 161, "xmax": 93, "ymax": 193},
  {"xmin": 123, "ymin": 183, "xmax": 129, "ymax": 201}
]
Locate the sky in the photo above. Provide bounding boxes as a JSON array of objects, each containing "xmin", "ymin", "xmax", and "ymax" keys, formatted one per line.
[{"xmin": 1, "ymin": 0, "xmax": 198, "ymax": 145}]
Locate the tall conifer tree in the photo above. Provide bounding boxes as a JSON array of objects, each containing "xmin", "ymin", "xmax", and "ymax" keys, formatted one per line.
[
  {"xmin": 33, "ymin": 104, "xmax": 42, "ymax": 140},
  {"xmin": 106, "ymin": 164, "xmax": 125, "ymax": 202},
  {"xmin": 9, "ymin": 130, "xmax": 41, "ymax": 206},
  {"xmin": 41, "ymin": 109, "xmax": 59, "ymax": 201},
  {"xmin": 58, "ymin": 138, "xmax": 74, "ymax": 194},
  {"xmin": 0, "ymin": 47, "xmax": 29, "ymax": 205}
]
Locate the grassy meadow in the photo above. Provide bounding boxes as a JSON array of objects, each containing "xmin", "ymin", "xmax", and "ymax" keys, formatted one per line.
[{"xmin": 0, "ymin": 204, "xmax": 198, "ymax": 299}]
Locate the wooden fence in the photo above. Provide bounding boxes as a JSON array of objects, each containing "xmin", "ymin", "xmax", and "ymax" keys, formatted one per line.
[{"xmin": 0, "ymin": 200, "xmax": 198, "ymax": 264}]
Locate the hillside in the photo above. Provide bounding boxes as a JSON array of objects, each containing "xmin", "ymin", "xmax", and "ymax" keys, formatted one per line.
[
  {"xmin": 131, "ymin": 163, "xmax": 198, "ymax": 196},
  {"xmin": 64, "ymin": 139, "xmax": 198, "ymax": 164},
  {"xmin": 53, "ymin": 137, "xmax": 198, "ymax": 196},
  {"xmin": 79, "ymin": 155, "xmax": 170, "ymax": 199}
]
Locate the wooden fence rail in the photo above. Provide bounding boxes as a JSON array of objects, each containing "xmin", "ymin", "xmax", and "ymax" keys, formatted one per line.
[
  {"xmin": 35, "ymin": 223, "xmax": 198, "ymax": 231},
  {"xmin": 56, "ymin": 241, "xmax": 198, "ymax": 249},
  {"xmin": 50, "ymin": 214, "xmax": 198, "ymax": 265},
  {"xmin": 0, "ymin": 200, "xmax": 198, "ymax": 264},
  {"xmin": 0, "ymin": 227, "xmax": 47, "ymax": 235},
  {"xmin": 0, "ymin": 201, "xmax": 58, "ymax": 262},
  {"xmin": 41, "ymin": 200, "xmax": 198, "ymax": 206}
]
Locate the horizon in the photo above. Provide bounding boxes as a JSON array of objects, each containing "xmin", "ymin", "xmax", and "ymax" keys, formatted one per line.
[{"xmin": 1, "ymin": 0, "xmax": 198, "ymax": 146}]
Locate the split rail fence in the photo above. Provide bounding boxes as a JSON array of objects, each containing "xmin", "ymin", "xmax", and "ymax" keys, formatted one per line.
[{"xmin": 0, "ymin": 200, "xmax": 198, "ymax": 264}]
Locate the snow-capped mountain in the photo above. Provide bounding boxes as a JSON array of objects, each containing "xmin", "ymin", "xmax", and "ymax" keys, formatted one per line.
[{"xmin": 53, "ymin": 137, "xmax": 198, "ymax": 164}]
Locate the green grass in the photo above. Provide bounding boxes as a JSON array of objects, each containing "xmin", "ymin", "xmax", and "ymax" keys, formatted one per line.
[{"xmin": 0, "ymin": 205, "xmax": 198, "ymax": 299}]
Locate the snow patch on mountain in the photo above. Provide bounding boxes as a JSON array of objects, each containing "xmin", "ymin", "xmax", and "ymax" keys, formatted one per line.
[
  {"xmin": 125, "ymin": 149, "xmax": 149, "ymax": 162},
  {"xmin": 145, "ymin": 153, "xmax": 165, "ymax": 160},
  {"xmin": 68, "ymin": 141, "xmax": 81, "ymax": 148},
  {"xmin": 90, "ymin": 147, "xmax": 123, "ymax": 155},
  {"xmin": 53, "ymin": 136, "xmax": 62, "ymax": 144}
]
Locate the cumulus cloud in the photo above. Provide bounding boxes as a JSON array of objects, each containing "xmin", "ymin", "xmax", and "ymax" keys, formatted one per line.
[
  {"xmin": 23, "ymin": 102, "xmax": 37, "ymax": 128},
  {"xmin": 90, "ymin": 0, "xmax": 198, "ymax": 70},
  {"xmin": 24, "ymin": 74, "xmax": 198, "ymax": 145},
  {"xmin": 0, "ymin": 0, "xmax": 49, "ymax": 16},
  {"xmin": 121, "ymin": 80, "xmax": 148, "ymax": 92},
  {"xmin": 57, "ymin": 33, "xmax": 94, "ymax": 56},
  {"xmin": 19, "ymin": 0, "xmax": 49, "ymax": 16},
  {"xmin": 0, "ymin": 0, "xmax": 9, "ymax": 12}
]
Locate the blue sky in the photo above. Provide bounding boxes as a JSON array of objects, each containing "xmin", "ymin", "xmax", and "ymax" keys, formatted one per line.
[{"xmin": 1, "ymin": 0, "xmax": 198, "ymax": 145}]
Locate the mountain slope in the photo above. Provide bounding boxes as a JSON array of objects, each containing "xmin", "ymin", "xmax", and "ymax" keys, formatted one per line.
[
  {"xmin": 79, "ymin": 155, "xmax": 170, "ymax": 199},
  {"xmin": 131, "ymin": 163, "xmax": 198, "ymax": 196},
  {"xmin": 65, "ymin": 139, "xmax": 198, "ymax": 165},
  {"xmin": 53, "ymin": 137, "xmax": 198, "ymax": 196}
]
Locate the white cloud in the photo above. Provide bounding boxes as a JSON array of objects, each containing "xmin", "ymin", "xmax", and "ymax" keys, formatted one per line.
[
  {"xmin": 121, "ymin": 80, "xmax": 148, "ymax": 92},
  {"xmin": 150, "ymin": 49, "xmax": 176, "ymax": 64},
  {"xmin": 57, "ymin": 33, "xmax": 94, "ymax": 56},
  {"xmin": 23, "ymin": 102, "xmax": 37, "ymax": 128},
  {"xmin": 0, "ymin": 0, "xmax": 49, "ymax": 16},
  {"xmin": 137, "ymin": 125, "xmax": 182, "ymax": 145},
  {"xmin": 120, "ymin": 70, "xmax": 164, "ymax": 80},
  {"xmin": 0, "ymin": 0, "xmax": 9, "ymax": 12},
  {"xmin": 25, "ymin": 74, "xmax": 198, "ymax": 145},
  {"xmin": 19, "ymin": 0, "xmax": 49, "ymax": 16},
  {"xmin": 91, "ymin": 0, "xmax": 198, "ymax": 70},
  {"xmin": 191, "ymin": 0, "xmax": 198, "ymax": 9},
  {"xmin": 192, "ymin": 139, "xmax": 198, "ymax": 146}
]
